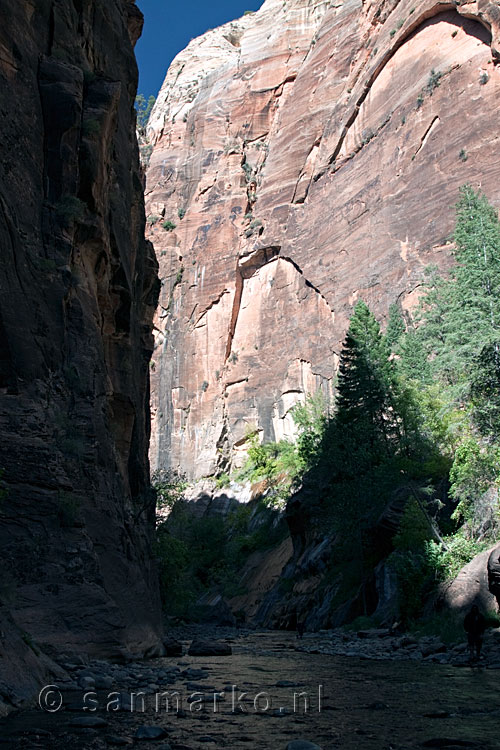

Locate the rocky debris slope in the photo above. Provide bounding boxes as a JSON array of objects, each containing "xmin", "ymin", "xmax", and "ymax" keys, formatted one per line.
[
  {"xmin": 0, "ymin": 0, "xmax": 161, "ymax": 710},
  {"xmin": 145, "ymin": 0, "xmax": 500, "ymax": 480}
]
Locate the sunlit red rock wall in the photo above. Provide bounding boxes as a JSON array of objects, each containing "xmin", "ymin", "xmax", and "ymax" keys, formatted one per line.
[{"xmin": 145, "ymin": 0, "xmax": 500, "ymax": 480}]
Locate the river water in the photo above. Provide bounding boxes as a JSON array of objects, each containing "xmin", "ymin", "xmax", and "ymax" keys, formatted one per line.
[{"xmin": 1, "ymin": 631, "xmax": 498, "ymax": 749}]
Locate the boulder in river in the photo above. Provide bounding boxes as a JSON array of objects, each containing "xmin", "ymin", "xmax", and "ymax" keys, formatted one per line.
[
  {"xmin": 187, "ymin": 640, "xmax": 232, "ymax": 656},
  {"xmin": 440, "ymin": 545, "xmax": 499, "ymax": 614},
  {"xmin": 135, "ymin": 725, "xmax": 168, "ymax": 740},
  {"xmin": 487, "ymin": 544, "xmax": 500, "ymax": 608},
  {"xmin": 163, "ymin": 638, "xmax": 183, "ymax": 657},
  {"xmin": 68, "ymin": 716, "xmax": 108, "ymax": 728}
]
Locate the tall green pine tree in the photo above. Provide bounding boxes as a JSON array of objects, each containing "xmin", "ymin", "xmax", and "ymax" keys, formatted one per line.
[
  {"xmin": 470, "ymin": 341, "xmax": 500, "ymax": 440},
  {"xmin": 420, "ymin": 185, "xmax": 500, "ymax": 393},
  {"xmin": 398, "ymin": 328, "xmax": 432, "ymax": 384},
  {"xmin": 336, "ymin": 301, "xmax": 397, "ymax": 467},
  {"xmin": 385, "ymin": 302, "xmax": 406, "ymax": 351}
]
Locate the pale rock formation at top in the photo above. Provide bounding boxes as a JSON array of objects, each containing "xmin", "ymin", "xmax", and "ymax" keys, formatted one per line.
[{"xmin": 145, "ymin": 0, "xmax": 500, "ymax": 480}]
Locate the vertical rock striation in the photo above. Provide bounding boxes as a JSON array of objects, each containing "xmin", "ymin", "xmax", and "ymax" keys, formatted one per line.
[
  {"xmin": 145, "ymin": 0, "xmax": 500, "ymax": 481},
  {"xmin": 0, "ymin": 0, "xmax": 161, "ymax": 708}
]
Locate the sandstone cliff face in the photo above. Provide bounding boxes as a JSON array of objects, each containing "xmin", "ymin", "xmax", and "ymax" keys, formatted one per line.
[
  {"xmin": 0, "ymin": 0, "xmax": 160, "ymax": 708},
  {"xmin": 146, "ymin": 0, "xmax": 500, "ymax": 481}
]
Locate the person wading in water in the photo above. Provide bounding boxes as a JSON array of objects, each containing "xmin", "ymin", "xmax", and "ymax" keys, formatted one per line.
[{"xmin": 463, "ymin": 604, "xmax": 486, "ymax": 662}]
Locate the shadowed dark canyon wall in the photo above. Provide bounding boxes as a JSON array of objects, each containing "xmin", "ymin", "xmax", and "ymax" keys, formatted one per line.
[
  {"xmin": 145, "ymin": 0, "xmax": 500, "ymax": 481},
  {"xmin": 0, "ymin": 0, "xmax": 160, "ymax": 710}
]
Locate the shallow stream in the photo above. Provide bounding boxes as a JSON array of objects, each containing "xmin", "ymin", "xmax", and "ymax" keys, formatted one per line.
[{"xmin": 1, "ymin": 631, "xmax": 498, "ymax": 749}]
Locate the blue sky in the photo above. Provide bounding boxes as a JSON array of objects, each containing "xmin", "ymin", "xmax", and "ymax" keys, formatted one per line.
[{"xmin": 135, "ymin": 0, "xmax": 263, "ymax": 99}]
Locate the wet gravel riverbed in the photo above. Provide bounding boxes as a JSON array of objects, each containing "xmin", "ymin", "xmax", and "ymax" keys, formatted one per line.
[{"xmin": 1, "ymin": 630, "xmax": 499, "ymax": 750}]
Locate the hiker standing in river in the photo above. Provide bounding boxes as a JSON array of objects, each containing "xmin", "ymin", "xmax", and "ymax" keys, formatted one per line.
[
  {"xmin": 295, "ymin": 611, "xmax": 305, "ymax": 639},
  {"xmin": 463, "ymin": 604, "xmax": 486, "ymax": 662}
]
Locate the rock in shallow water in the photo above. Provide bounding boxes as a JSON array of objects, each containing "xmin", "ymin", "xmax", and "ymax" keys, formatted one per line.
[
  {"xmin": 421, "ymin": 740, "xmax": 478, "ymax": 748},
  {"xmin": 187, "ymin": 640, "xmax": 232, "ymax": 656},
  {"xmin": 94, "ymin": 675, "xmax": 114, "ymax": 689},
  {"xmin": 68, "ymin": 716, "xmax": 108, "ymax": 728},
  {"xmin": 135, "ymin": 725, "xmax": 168, "ymax": 740},
  {"xmin": 163, "ymin": 638, "xmax": 183, "ymax": 657},
  {"xmin": 78, "ymin": 675, "xmax": 95, "ymax": 690},
  {"xmin": 105, "ymin": 735, "xmax": 133, "ymax": 746},
  {"xmin": 276, "ymin": 679, "xmax": 303, "ymax": 687}
]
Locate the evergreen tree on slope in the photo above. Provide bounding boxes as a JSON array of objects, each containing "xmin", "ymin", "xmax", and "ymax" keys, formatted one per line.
[
  {"xmin": 336, "ymin": 300, "xmax": 395, "ymax": 467},
  {"xmin": 385, "ymin": 302, "xmax": 406, "ymax": 352},
  {"xmin": 420, "ymin": 185, "xmax": 500, "ymax": 394}
]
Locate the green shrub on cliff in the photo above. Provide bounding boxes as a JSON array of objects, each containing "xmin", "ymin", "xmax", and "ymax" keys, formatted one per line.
[
  {"xmin": 135, "ymin": 93, "xmax": 155, "ymax": 134},
  {"xmin": 428, "ymin": 533, "xmax": 488, "ymax": 582},
  {"xmin": 162, "ymin": 220, "xmax": 177, "ymax": 232},
  {"xmin": 153, "ymin": 469, "xmax": 187, "ymax": 512},
  {"xmin": 82, "ymin": 117, "xmax": 101, "ymax": 137},
  {"xmin": 140, "ymin": 143, "xmax": 153, "ymax": 167},
  {"xmin": 425, "ymin": 68, "xmax": 442, "ymax": 95},
  {"xmin": 55, "ymin": 196, "xmax": 86, "ymax": 225},
  {"xmin": 234, "ymin": 393, "xmax": 328, "ymax": 507},
  {"xmin": 292, "ymin": 391, "xmax": 329, "ymax": 469},
  {"xmin": 235, "ymin": 431, "xmax": 300, "ymax": 507}
]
